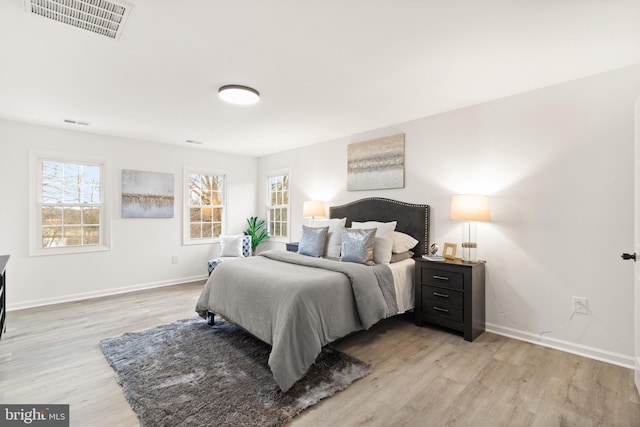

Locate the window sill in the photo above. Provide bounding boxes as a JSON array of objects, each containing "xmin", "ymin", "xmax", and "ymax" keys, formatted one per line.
[
  {"xmin": 183, "ymin": 238, "xmax": 220, "ymax": 246},
  {"xmin": 29, "ymin": 244, "xmax": 111, "ymax": 257}
]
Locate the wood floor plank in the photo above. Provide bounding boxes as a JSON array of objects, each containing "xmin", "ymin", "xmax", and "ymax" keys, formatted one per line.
[
  {"xmin": 385, "ymin": 375, "xmax": 467, "ymax": 426},
  {"xmin": 1, "ymin": 282, "xmax": 639, "ymax": 426}
]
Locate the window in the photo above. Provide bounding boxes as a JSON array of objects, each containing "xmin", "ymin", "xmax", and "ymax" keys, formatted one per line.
[
  {"xmin": 185, "ymin": 169, "xmax": 225, "ymax": 244},
  {"xmin": 31, "ymin": 152, "xmax": 109, "ymax": 255},
  {"xmin": 266, "ymin": 171, "xmax": 289, "ymax": 240}
]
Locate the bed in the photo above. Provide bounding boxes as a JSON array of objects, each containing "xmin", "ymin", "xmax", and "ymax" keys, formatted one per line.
[{"xmin": 195, "ymin": 197, "xmax": 430, "ymax": 391}]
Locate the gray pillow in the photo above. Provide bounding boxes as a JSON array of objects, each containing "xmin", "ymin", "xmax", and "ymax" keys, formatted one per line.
[
  {"xmin": 298, "ymin": 225, "xmax": 329, "ymax": 257},
  {"xmin": 340, "ymin": 228, "xmax": 376, "ymax": 265},
  {"xmin": 390, "ymin": 250, "xmax": 414, "ymax": 263}
]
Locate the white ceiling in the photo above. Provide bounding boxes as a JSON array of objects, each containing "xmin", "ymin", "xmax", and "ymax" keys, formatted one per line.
[{"xmin": 1, "ymin": 1, "xmax": 639, "ymax": 157}]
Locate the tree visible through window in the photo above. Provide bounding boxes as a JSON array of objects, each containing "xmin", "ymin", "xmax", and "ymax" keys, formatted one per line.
[
  {"xmin": 40, "ymin": 160, "xmax": 102, "ymax": 248},
  {"xmin": 188, "ymin": 173, "xmax": 224, "ymax": 240},
  {"xmin": 267, "ymin": 173, "xmax": 289, "ymax": 238}
]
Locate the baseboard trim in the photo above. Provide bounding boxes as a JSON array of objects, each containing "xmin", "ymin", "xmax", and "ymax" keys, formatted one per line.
[
  {"xmin": 7, "ymin": 275, "xmax": 208, "ymax": 311},
  {"xmin": 486, "ymin": 322, "xmax": 634, "ymax": 370}
]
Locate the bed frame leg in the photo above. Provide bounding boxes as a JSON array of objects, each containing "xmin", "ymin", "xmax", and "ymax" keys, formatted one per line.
[{"xmin": 207, "ymin": 312, "xmax": 216, "ymax": 325}]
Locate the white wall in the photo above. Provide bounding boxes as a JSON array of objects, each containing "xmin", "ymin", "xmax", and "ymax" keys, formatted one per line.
[
  {"xmin": 258, "ymin": 64, "xmax": 640, "ymax": 366},
  {"xmin": 0, "ymin": 120, "xmax": 257, "ymax": 309}
]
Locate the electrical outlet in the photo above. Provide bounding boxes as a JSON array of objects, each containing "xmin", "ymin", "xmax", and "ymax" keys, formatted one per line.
[
  {"xmin": 172, "ymin": 255, "xmax": 179, "ymax": 264},
  {"xmin": 573, "ymin": 297, "xmax": 588, "ymax": 315}
]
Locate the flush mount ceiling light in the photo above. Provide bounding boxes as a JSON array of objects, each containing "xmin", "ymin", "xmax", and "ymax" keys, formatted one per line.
[{"xmin": 218, "ymin": 85, "xmax": 260, "ymax": 105}]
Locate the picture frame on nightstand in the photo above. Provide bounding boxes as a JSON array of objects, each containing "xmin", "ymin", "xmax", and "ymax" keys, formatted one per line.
[{"xmin": 443, "ymin": 242, "xmax": 457, "ymax": 259}]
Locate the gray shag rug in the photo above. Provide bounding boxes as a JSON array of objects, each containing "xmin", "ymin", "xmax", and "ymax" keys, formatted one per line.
[{"xmin": 100, "ymin": 317, "xmax": 371, "ymax": 427}]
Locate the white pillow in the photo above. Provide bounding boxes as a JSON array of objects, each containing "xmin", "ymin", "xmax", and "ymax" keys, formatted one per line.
[
  {"xmin": 351, "ymin": 221, "xmax": 397, "ymax": 264},
  {"xmin": 310, "ymin": 217, "xmax": 346, "ymax": 258},
  {"xmin": 392, "ymin": 231, "xmax": 419, "ymax": 253},
  {"xmin": 219, "ymin": 234, "xmax": 245, "ymax": 257}
]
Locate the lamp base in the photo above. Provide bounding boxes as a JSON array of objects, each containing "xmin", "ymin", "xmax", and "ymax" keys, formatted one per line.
[{"xmin": 461, "ymin": 242, "xmax": 477, "ymax": 263}]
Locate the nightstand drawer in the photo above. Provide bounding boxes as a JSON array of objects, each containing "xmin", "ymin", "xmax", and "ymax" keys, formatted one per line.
[
  {"xmin": 421, "ymin": 268, "xmax": 464, "ymax": 290},
  {"xmin": 422, "ymin": 285, "xmax": 463, "ymax": 307},
  {"xmin": 423, "ymin": 302, "xmax": 463, "ymax": 323}
]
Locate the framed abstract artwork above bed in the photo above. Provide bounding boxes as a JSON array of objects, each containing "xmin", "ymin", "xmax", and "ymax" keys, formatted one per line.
[{"xmin": 347, "ymin": 133, "xmax": 405, "ymax": 191}]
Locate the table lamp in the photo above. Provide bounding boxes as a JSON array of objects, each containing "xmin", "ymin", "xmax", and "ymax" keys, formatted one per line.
[
  {"xmin": 303, "ymin": 200, "xmax": 326, "ymax": 219},
  {"xmin": 450, "ymin": 194, "xmax": 491, "ymax": 262}
]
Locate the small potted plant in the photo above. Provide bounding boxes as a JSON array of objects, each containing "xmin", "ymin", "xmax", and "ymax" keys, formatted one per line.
[{"xmin": 244, "ymin": 216, "xmax": 269, "ymax": 255}]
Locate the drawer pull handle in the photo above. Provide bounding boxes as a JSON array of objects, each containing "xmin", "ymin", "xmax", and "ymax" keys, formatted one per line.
[
  {"xmin": 433, "ymin": 275, "xmax": 449, "ymax": 281},
  {"xmin": 433, "ymin": 306, "xmax": 449, "ymax": 313},
  {"xmin": 433, "ymin": 292, "xmax": 449, "ymax": 298}
]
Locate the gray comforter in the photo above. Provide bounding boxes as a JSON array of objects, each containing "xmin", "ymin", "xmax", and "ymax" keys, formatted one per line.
[{"xmin": 195, "ymin": 250, "xmax": 397, "ymax": 391}]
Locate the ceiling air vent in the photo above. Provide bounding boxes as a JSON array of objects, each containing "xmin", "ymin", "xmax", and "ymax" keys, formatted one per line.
[
  {"xmin": 24, "ymin": 0, "xmax": 133, "ymax": 40},
  {"xmin": 63, "ymin": 118, "xmax": 90, "ymax": 126}
]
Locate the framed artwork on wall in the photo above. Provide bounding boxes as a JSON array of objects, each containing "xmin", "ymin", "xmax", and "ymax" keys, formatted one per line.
[
  {"xmin": 122, "ymin": 169, "xmax": 174, "ymax": 218},
  {"xmin": 347, "ymin": 133, "xmax": 405, "ymax": 191}
]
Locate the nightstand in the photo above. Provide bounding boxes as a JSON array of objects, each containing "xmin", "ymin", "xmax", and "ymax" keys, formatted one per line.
[
  {"xmin": 285, "ymin": 242, "xmax": 299, "ymax": 252},
  {"xmin": 414, "ymin": 257, "xmax": 485, "ymax": 341}
]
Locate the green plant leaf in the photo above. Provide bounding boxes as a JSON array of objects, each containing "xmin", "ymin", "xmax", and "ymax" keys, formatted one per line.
[{"xmin": 244, "ymin": 216, "xmax": 269, "ymax": 254}]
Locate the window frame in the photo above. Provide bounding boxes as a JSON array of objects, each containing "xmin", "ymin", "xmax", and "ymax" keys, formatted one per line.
[
  {"xmin": 265, "ymin": 169, "xmax": 290, "ymax": 243},
  {"xmin": 183, "ymin": 166, "xmax": 227, "ymax": 246},
  {"xmin": 29, "ymin": 150, "xmax": 110, "ymax": 256}
]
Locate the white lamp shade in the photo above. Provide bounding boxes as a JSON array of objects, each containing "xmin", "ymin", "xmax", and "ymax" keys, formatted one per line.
[
  {"xmin": 450, "ymin": 194, "xmax": 491, "ymax": 222},
  {"xmin": 303, "ymin": 200, "xmax": 326, "ymax": 218}
]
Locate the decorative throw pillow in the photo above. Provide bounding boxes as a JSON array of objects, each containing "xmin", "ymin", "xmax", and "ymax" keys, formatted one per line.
[
  {"xmin": 351, "ymin": 221, "xmax": 397, "ymax": 264},
  {"xmin": 219, "ymin": 234, "xmax": 245, "ymax": 257},
  {"xmin": 340, "ymin": 228, "xmax": 376, "ymax": 265},
  {"xmin": 298, "ymin": 225, "xmax": 329, "ymax": 257},
  {"xmin": 392, "ymin": 231, "xmax": 419, "ymax": 253},
  {"xmin": 310, "ymin": 217, "xmax": 346, "ymax": 258},
  {"xmin": 390, "ymin": 250, "xmax": 414, "ymax": 263}
]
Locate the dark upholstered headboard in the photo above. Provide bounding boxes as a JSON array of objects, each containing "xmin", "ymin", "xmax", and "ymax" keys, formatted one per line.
[{"xmin": 329, "ymin": 198, "xmax": 430, "ymax": 257}]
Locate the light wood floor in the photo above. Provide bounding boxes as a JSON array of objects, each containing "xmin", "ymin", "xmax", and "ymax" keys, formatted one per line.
[{"xmin": 1, "ymin": 282, "xmax": 639, "ymax": 427}]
